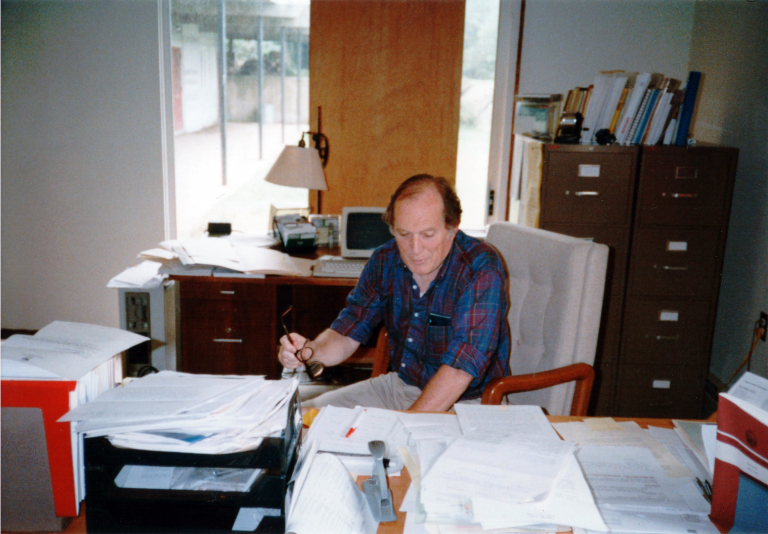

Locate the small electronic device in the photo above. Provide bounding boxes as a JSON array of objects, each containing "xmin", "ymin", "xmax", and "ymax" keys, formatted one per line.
[
  {"xmin": 274, "ymin": 214, "xmax": 317, "ymax": 252},
  {"xmin": 340, "ymin": 207, "xmax": 391, "ymax": 259}
]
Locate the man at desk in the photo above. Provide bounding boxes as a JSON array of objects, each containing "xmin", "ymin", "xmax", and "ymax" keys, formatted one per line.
[{"xmin": 278, "ymin": 174, "xmax": 510, "ymax": 411}]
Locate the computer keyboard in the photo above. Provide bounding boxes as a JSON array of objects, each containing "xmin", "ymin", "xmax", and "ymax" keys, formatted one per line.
[{"xmin": 313, "ymin": 258, "xmax": 368, "ymax": 278}]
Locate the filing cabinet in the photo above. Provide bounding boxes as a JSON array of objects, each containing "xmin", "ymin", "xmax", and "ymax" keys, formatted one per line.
[{"xmin": 538, "ymin": 143, "xmax": 738, "ymax": 418}]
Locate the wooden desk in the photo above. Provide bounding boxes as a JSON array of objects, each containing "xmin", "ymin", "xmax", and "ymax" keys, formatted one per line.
[
  {"xmin": 170, "ymin": 246, "xmax": 364, "ymax": 378},
  {"xmin": 12, "ymin": 417, "xmax": 683, "ymax": 534}
]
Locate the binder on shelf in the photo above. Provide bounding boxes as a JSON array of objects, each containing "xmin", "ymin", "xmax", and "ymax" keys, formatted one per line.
[
  {"xmin": 710, "ymin": 374, "xmax": 768, "ymax": 533},
  {"xmin": 675, "ymin": 71, "xmax": 702, "ymax": 146}
]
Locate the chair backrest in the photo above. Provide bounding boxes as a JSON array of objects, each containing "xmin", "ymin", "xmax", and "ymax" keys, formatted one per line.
[{"xmin": 486, "ymin": 222, "xmax": 609, "ymax": 415}]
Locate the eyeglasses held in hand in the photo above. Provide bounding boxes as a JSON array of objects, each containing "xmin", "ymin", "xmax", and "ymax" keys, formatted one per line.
[{"xmin": 280, "ymin": 306, "xmax": 324, "ymax": 380}]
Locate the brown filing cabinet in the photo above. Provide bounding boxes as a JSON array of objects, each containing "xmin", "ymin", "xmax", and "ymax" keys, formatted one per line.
[
  {"xmin": 615, "ymin": 146, "xmax": 738, "ymax": 418},
  {"xmin": 539, "ymin": 144, "xmax": 640, "ymax": 415},
  {"xmin": 538, "ymin": 143, "xmax": 738, "ymax": 418}
]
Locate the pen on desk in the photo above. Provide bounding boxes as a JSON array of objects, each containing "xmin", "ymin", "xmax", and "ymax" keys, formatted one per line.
[
  {"xmin": 344, "ymin": 409, "xmax": 366, "ymax": 438},
  {"xmin": 696, "ymin": 477, "xmax": 712, "ymax": 503}
]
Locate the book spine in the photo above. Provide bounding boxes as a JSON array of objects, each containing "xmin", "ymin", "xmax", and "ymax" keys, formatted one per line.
[
  {"xmin": 615, "ymin": 72, "xmax": 651, "ymax": 144},
  {"xmin": 625, "ymin": 89, "xmax": 653, "ymax": 145},
  {"xmin": 675, "ymin": 71, "xmax": 702, "ymax": 146},
  {"xmin": 633, "ymin": 89, "xmax": 660, "ymax": 145}
]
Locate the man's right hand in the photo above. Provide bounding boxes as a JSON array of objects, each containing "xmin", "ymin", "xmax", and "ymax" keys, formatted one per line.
[{"xmin": 278, "ymin": 333, "xmax": 308, "ymax": 370}]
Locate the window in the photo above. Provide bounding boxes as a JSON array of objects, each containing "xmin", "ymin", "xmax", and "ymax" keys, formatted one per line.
[{"xmin": 170, "ymin": 0, "xmax": 311, "ymax": 239}]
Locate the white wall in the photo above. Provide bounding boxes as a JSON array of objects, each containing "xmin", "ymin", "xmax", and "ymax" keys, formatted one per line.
[
  {"xmin": 689, "ymin": 1, "xmax": 768, "ymax": 382},
  {"xmin": 1, "ymin": 0, "xmax": 168, "ymax": 329},
  {"xmin": 518, "ymin": 0, "xmax": 694, "ymax": 95}
]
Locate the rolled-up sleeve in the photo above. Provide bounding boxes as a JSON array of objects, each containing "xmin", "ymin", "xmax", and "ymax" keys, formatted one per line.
[
  {"xmin": 330, "ymin": 255, "xmax": 385, "ymax": 345},
  {"xmin": 439, "ymin": 258, "xmax": 508, "ymax": 390}
]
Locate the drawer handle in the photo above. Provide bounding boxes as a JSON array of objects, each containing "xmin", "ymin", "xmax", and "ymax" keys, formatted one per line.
[
  {"xmin": 213, "ymin": 338, "xmax": 243, "ymax": 343},
  {"xmin": 220, "ymin": 290, "xmax": 236, "ymax": 295},
  {"xmin": 662, "ymin": 192, "xmax": 698, "ymax": 199},
  {"xmin": 566, "ymin": 190, "xmax": 600, "ymax": 197},
  {"xmin": 655, "ymin": 335, "xmax": 681, "ymax": 341},
  {"xmin": 653, "ymin": 265, "xmax": 689, "ymax": 271}
]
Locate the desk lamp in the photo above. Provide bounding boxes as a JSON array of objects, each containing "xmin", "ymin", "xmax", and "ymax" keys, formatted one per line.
[{"xmin": 265, "ymin": 106, "xmax": 329, "ymax": 213}]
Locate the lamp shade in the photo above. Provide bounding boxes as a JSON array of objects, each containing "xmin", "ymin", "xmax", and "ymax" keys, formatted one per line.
[{"xmin": 264, "ymin": 145, "xmax": 328, "ymax": 191}]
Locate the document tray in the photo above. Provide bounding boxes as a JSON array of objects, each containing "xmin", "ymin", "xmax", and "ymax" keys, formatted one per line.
[{"xmin": 84, "ymin": 388, "xmax": 301, "ymax": 533}]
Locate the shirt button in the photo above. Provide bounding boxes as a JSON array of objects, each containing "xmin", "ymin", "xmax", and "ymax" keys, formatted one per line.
[
  {"xmin": 412, "ymin": 285, "xmax": 417, "ymax": 290},
  {"xmin": 401, "ymin": 363, "xmax": 406, "ymax": 368},
  {"xmin": 407, "ymin": 337, "xmax": 413, "ymax": 343},
  {"xmin": 414, "ymin": 312, "xmax": 419, "ymax": 317}
]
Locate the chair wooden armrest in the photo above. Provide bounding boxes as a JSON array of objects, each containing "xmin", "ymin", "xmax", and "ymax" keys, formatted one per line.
[
  {"xmin": 481, "ymin": 362, "xmax": 595, "ymax": 416},
  {"xmin": 370, "ymin": 328, "xmax": 390, "ymax": 378}
]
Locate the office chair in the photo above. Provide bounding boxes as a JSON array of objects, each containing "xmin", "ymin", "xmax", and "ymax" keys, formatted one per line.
[
  {"xmin": 483, "ymin": 222, "xmax": 609, "ymax": 415},
  {"xmin": 481, "ymin": 362, "xmax": 595, "ymax": 416}
]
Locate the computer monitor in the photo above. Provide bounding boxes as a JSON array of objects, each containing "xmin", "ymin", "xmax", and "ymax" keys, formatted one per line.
[{"xmin": 340, "ymin": 207, "xmax": 392, "ymax": 258}]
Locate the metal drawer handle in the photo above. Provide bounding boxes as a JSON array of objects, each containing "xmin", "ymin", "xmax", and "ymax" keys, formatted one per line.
[
  {"xmin": 220, "ymin": 290, "xmax": 235, "ymax": 295},
  {"xmin": 566, "ymin": 190, "xmax": 600, "ymax": 197},
  {"xmin": 653, "ymin": 265, "xmax": 689, "ymax": 271},
  {"xmin": 662, "ymin": 192, "xmax": 698, "ymax": 199},
  {"xmin": 655, "ymin": 335, "xmax": 681, "ymax": 341},
  {"xmin": 213, "ymin": 338, "xmax": 243, "ymax": 343}
]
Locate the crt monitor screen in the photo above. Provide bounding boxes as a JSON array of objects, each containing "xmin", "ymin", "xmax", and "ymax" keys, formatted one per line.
[{"xmin": 341, "ymin": 207, "xmax": 391, "ymax": 258}]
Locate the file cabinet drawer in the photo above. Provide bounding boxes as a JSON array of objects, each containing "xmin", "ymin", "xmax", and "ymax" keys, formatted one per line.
[
  {"xmin": 543, "ymin": 223, "xmax": 630, "ymax": 297},
  {"xmin": 627, "ymin": 228, "xmax": 721, "ymax": 297},
  {"xmin": 615, "ymin": 365, "xmax": 705, "ymax": 419},
  {"xmin": 620, "ymin": 297, "xmax": 712, "ymax": 367},
  {"xmin": 541, "ymin": 148, "xmax": 638, "ymax": 225},
  {"xmin": 180, "ymin": 280, "xmax": 273, "ymax": 302},
  {"xmin": 636, "ymin": 147, "xmax": 736, "ymax": 227}
]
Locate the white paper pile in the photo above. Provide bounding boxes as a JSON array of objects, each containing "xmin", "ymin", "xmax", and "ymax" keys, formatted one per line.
[
  {"xmin": 399, "ymin": 406, "xmax": 607, "ymax": 532},
  {"xmin": 305, "ymin": 405, "xmax": 410, "ymax": 475},
  {"xmin": 107, "ymin": 233, "xmax": 310, "ymax": 288},
  {"xmin": 60, "ymin": 372, "xmax": 298, "ymax": 455},
  {"xmin": 553, "ymin": 419, "xmax": 718, "ymax": 534}
]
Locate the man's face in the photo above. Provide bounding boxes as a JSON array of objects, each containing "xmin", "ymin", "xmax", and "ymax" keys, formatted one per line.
[{"xmin": 392, "ymin": 187, "xmax": 458, "ymax": 283}]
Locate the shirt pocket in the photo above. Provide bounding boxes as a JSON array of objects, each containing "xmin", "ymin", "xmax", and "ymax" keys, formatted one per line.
[{"xmin": 427, "ymin": 325, "xmax": 452, "ymax": 362}]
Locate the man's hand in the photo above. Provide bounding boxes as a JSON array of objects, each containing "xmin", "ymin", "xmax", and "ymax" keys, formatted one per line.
[
  {"xmin": 278, "ymin": 333, "xmax": 309, "ymax": 370},
  {"xmin": 276, "ymin": 328, "xmax": 361, "ymax": 369},
  {"xmin": 408, "ymin": 365, "xmax": 474, "ymax": 412}
]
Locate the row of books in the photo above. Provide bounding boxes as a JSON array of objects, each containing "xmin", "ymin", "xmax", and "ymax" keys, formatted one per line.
[{"xmin": 564, "ymin": 70, "xmax": 701, "ymax": 147}]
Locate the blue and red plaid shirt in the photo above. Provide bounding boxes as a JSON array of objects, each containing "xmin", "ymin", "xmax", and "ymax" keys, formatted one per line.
[{"xmin": 330, "ymin": 230, "xmax": 510, "ymax": 400}]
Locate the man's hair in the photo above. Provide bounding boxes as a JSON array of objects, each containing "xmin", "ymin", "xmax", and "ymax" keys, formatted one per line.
[{"xmin": 382, "ymin": 174, "xmax": 462, "ymax": 229}]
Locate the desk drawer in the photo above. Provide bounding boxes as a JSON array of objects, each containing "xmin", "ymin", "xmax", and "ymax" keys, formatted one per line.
[
  {"xmin": 627, "ymin": 228, "xmax": 721, "ymax": 297},
  {"xmin": 620, "ymin": 297, "xmax": 712, "ymax": 367},
  {"xmin": 636, "ymin": 148, "xmax": 733, "ymax": 227},
  {"xmin": 615, "ymin": 365, "xmax": 705, "ymax": 419},
  {"xmin": 541, "ymin": 150, "xmax": 637, "ymax": 225},
  {"xmin": 180, "ymin": 280, "xmax": 272, "ymax": 302}
]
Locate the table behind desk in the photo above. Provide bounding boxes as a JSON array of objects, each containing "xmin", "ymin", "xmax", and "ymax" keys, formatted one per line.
[{"xmin": 169, "ymin": 246, "xmax": 368, "ymax": 378}]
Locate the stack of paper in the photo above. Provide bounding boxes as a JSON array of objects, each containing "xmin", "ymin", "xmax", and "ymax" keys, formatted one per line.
[
  {"xmin": 553, "ymin": 418, "xmax": 718, "ymax": 534},
  {"xmin": 60, "ymin": 372, "xmax": 298, "ymax": 455},
  {"xmin": 305, "ymin": 405, "xmax": 410, "ymax": 475},
  {"xmin": 410, "ymin": 405, "xmax": 606, "ymax": 532},
  {"xmin": 107, "ymin": 233, "xmax": 310, "ymax": 288}
]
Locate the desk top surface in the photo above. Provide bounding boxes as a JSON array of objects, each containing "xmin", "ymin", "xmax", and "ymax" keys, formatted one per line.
[{"xmin": 31, "ymin": 417, "xmax": 685, "ymax": 534}]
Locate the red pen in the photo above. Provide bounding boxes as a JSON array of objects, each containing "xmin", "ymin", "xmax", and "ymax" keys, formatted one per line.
[{"xmin": 344, "ymin": 409, "xmax": 366, "ymax": 438}]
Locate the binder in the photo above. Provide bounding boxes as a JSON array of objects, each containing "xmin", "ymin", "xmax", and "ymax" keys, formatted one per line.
[
  {"xmin": 710, "ymin": 393, "xmax": 768, "ymax": 532},
  {"xmin": 1, "ymin": 380, "xmax": 79, "ymax": 517}
]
